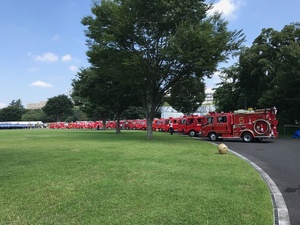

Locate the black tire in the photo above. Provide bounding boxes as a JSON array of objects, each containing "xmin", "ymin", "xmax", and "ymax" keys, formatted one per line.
[
  {"xmin": 189, "ymin": 130, "xmax": 196, "ymax": 137},
  {"xmin": 242, "ymin": 132, "xmax": 253, "ymax": 142},
  {"xmin": 254, "ymin": 138, "xmax": 263, "ymax": 142},
  {"xmin": 208, "ymin": 132, "xmax": 217, "ymax": 141}
]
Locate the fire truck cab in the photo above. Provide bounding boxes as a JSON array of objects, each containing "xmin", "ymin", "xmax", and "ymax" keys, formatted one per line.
[
  {"xmin": 182, "ymin": 115, "xmax": 204, "ymax": 137},
  {"xmin": 201, "ymin": 107, "xmax": 278, "ymax": 142},
  {"xmin": 162, "ymin": 117, "xmax": 180, "ymax": 133}
]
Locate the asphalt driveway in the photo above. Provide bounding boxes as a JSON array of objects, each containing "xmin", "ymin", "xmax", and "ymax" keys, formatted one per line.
[{"xmin": 209, "ymin": 138, "xmax": 300, "ymax": 225}]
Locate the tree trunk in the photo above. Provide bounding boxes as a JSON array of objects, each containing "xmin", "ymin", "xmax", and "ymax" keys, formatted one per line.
[
  {"xmin": 144, "ymin": 98, "xmax": 161, "ymax": 140},
  {"xmin": 145, "ymin": 108, "xmax": 154, "ymax": 140},
  {"xmin": 56, "ymin": 114, "xmax": 61, "ymax": 122},
  {"xmin": 146, "ymin": 118, "xmax": 153, "ymax": 140},
  {"xmin": 116, "ymin": 118, "xmax": 121, "ymax": 134},
  {"xmin": 102, "ymin": 118, "xmax": 107, "ymax": 130}
]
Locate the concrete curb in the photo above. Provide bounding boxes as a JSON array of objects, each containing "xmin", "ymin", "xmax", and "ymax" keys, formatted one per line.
[{"xmin": 211, "ymin": 142, "xmax": 290, "ymax": 225}]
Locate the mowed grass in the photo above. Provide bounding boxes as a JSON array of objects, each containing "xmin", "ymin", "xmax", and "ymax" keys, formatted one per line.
[{"xmin": 0, "ymin": 129, "xmax": 273, "ymax": 225}]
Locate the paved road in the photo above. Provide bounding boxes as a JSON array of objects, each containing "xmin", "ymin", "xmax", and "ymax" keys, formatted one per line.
[{"xmin": 211, "ymin": 138, "xmax": 300, "ymax": 225}]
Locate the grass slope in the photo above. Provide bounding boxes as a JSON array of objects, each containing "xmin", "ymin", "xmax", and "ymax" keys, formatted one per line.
[{"xmin": 0, "ymin": 129, "xmax": 273, "ymax": 225}]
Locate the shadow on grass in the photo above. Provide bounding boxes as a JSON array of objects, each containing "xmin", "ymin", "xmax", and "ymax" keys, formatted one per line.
[{"xmin": 48, "ymin": 129, "xmax": 177, "ymax": 143}]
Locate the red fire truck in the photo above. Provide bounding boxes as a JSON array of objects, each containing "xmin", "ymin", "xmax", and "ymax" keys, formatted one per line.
[
  {"xmin": 135, "ymin": 119, "xmax": 147, "ymax": 130},
  {"xmin": 200, "ymin": 107, "xmax": 278, "ymax": 142},
  {"xmin": 182, "ymin": 115, "xmax": 204, "ymax": 137},
  {"xmin": 125, "ymin": 120, "xmax": 133, "ymax": 130},
  {"xmin": 177, "ymin": 116, "xmax": 187, "ymax": 133},
  {"xmin": 160, "ymin": 117, "xmax": 180, "ymax": 132},
  {"xmin": 152, "ymin": 118, "xmax": 164, "ymax": 131}
]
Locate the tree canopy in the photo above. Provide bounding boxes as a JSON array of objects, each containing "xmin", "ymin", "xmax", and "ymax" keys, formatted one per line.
[
  {"xmin": 43, "ymin": 95, "xmax": 74, "ymax": 122},
  {"xmin": 214, "ymin": 22, "xmax": 300, "ymax": 124},
  {"xmin": 21, "ymin": 109, "xmax": 47, "ymax": 122},
  {"xmin": 9, "ymin": 99, "xmax": 25, "ymax": 110},
  {"xmin": 72, "ymin": 66, "xmax": 139, "ymax": 133},
  {"xmin": 0, "ymin": 99, "xmax": 25, "ymax": 121},
  {"xmin": 0, "ymin": 106, "xmax": 23, "ymax": 121},
  {"xmin": 81, "ymin": 0, "xmax": 245, "ymax": 139},
  {"xmin": 166, "ymin": 77, "xmax": 206, "ymax": 114}
]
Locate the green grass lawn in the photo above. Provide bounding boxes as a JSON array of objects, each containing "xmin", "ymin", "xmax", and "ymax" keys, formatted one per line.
[{"xmin": 0, "ymin": 129, "xmax": 273, "ymax": 225}]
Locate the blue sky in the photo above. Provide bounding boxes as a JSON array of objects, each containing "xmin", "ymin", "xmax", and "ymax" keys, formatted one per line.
[{"xmin": 1, "ymin": 0, "xmax": 299, "ymax": 109}]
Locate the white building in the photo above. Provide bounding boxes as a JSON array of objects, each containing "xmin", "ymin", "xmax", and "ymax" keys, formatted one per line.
[
  {"xmin": 27, "ymin": 101, "xmax": 47, "ymax": 110},
  {"xmin": 160, "ymin": 92, "xmax": 215, "ymax": 118}
]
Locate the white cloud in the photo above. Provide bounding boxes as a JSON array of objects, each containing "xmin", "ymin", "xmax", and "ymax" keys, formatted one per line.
[
  {"xmin": 69, "ymin": 65, "xmax": 78, "ymax": 72},
  {"xmin": 62, "ymin": 54, "xmax": 72, "ymax": 62},
  {"xmin": 208, "ymin": 0, "xmax": 243, "ymax": 18},
  {"xmin": 0, "ymin": 103, "xmax": 7, "ymax": 109},
  {"xmin": 204, "ymin": 71, "xmax": 222, "ymax": 91},
  {"xmin": 29, "ymin": 52, "xmax": 58, "ymax": 62},
  {"xmin": 30, "ymin": 80, "xmax": 53, "ymax": 88}
]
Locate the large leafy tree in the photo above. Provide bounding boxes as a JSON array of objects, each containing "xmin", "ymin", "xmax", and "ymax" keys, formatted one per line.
[
  {"xmin": 257, "ymin": 23, "xmax": 300, "ymax": 124},
  {"xmin": 9, "ymin": 99, "xmax": 25, "ymax": 110},
  {"xmin": 213, "ymin": 64, "xmax": 241, "ymax": 112},
  {"xmin": 72, "ymin": 77, "xmax": 114, "ymax": 130},
  {"xmin": 21, "ymin": 109, "xmax": 47, "ymax": 122},
  {"xmin": 64, "ymin": 108, "xmax": 88, "ymax": 122},
  {"xmin": 237, "ymin": 28, "xmax": 279, "ymax": 108},
  {"xmin": 0, "ymin": 99, "xmax": 25, "ymax": 121},
  {"xmin": 82, "ymin": 0, "xmax": 245, "ymax": 139},
  {"xmin": 214, "ymin": 22, "xmax": 300, "ymax": 124},
  {"xmin": 121, "ymin": 106, "xmax": 146, "ymax": 120},
  {"xmin": 72, "ymin": 67, "xmax": 138, "ymax": 134},
  {"xmin": 0, "ymin": 106, "xmax": 23, "ymax": 121},
  {"xmin": 167, "ymin": 77, "xmax": 206, "ymax": 114},
  {"xmin": 43, "ymin": 94, "xmax": 74, "ymax": 122}
]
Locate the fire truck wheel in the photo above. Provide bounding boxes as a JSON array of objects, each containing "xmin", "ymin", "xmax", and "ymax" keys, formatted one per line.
[
  {"xmin": 254, "ymin": 138, "xmax": 263, "ymax": 142},
  {"xmin": 189, "ymin": 130, "xmax": 196, "ymax": 137},
  {"xmin": 208, "ymin": 132, "xmax": 218, "ymax": 141},
  {"xmin": 242, "ymin": 132, "xmax": 253, "ymax": 142}
]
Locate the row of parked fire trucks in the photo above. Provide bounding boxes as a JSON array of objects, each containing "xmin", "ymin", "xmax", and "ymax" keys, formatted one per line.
[{"xmin": 49, "ymin": 107, "xmax": 279, "ymax": 142}]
